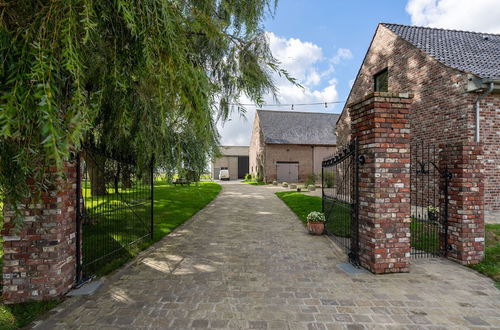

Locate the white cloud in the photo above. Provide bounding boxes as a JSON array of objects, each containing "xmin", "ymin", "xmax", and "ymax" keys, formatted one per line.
[
  {"xmin": 218, "ymin": 33, "xmax": 351, "ymax": 146},
  {"xmin": 406, "ymin": 0, "xmax": 500, "ymax": 33}
]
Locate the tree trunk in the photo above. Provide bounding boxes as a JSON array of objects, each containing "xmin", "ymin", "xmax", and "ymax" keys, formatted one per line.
[
  {"xmin": 83, "ymin": 150, "xmax": 107, "ymax": 196},
  {"xmin": 121, "ymin": 165, "xmax": 133, "ymax": 189}
]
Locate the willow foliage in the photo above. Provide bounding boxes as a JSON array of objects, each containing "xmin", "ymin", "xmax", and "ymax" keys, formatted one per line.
[{"xmin": 1, "ymin": 0, "xmax": 292, "ymax": 219}]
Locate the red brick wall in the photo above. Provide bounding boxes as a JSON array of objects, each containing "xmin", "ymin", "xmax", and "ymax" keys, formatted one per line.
[
  {"xmin": 2, "ymin": 162, "xmax": 77, "ymax": 303},
  {"xmin": 350, "ymin": 92, "xmax": 412, "ymax": 274},
  {"xmin": 480, "ymin": 94, "xmax": 500, "ymax": 211}
]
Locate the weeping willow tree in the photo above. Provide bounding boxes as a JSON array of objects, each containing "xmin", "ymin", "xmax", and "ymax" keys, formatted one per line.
[{"xmin": 0, "ymin": 0, "xmax": 294, "ymax": 221}]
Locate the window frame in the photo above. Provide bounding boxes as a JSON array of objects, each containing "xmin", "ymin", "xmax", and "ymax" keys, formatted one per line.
[{"xmin": 374, "ymin": 68, "xmax": 389, "ymax": 92}]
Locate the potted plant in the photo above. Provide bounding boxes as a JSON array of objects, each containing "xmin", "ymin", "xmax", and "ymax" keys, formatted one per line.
[
  {"xmin": 306, "ymin": 211, "xmax": 326, "ymax": 235},
  {"xmin": 427, "ymin": 206, "xmax": 439, "ymax": 221}
]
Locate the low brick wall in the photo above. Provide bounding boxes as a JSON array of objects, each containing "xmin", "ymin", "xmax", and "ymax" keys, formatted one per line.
[{"xmin": 2, "ymin": 162, "xmax": 77, "ymax": 304}]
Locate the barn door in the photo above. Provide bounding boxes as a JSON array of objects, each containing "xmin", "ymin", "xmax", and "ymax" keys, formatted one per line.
[{"xmin": 276, "ymin": 162, "xmax": 299, "ymax": 182}]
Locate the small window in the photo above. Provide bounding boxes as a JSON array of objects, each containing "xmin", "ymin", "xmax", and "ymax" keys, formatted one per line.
[{"xmin": 374, "ymin": 68, "xmax": 388, "ymax": 92}]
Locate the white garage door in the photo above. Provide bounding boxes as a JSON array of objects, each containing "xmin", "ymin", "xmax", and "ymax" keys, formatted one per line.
[{"xmin": 276, "ymin": 162, "xmax": 299, "ymax": 182}]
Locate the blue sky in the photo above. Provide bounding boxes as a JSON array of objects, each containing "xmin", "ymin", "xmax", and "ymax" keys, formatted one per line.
[
  {"xmin": 219, "ymin": 0, "xmax": 500, "ymax": 145},
  {"xmin": 263, "ymin": 1, "xmax": 411, "ymax": 103}
]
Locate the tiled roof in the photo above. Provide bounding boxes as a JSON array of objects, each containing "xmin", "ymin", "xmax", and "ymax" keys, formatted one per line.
[
  {"xmin": 382, "ymin": 23, "xmax": 500, "ymax": 79},
  {"xmin": 257, "ymin": 110, "xmax": 339, "ymax": 145}
]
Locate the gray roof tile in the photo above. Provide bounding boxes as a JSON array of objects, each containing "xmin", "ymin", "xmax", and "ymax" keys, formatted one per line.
[
  {"xmin": 382, "ymin": 23, "xmax": 500, "ymax": 79},
  {"xmin": 257, "ymin": 110, "xmax": 339, "ymax": 145}
]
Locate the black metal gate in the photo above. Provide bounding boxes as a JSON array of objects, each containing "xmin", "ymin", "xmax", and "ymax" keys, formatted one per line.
[
  {"xmin": 410, "ymin": 142, "xmax": 450, "ymax": 258},
  {"xmin": 322, "ymin": 138, "xmax": 360, "ymax": 265},
  {"xmin": 76, "ymin": 146, "xmax": 154, "ymax": 283}
]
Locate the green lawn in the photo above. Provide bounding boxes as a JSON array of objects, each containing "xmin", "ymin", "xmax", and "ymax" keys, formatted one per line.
[
  {"xmin": 275, "ymin": 192, "xmax": 351, "ymax": 237},
  {"xmin": 469, "ymin": 224, "xmax": 500, "ymax": 289},
  {"xmin": 275, "ymin": 191, "xmax": 321, "ymax": 223},
  {"xmin": 0, "ymin": 181, "xmax": 221, "ymax": 329}
]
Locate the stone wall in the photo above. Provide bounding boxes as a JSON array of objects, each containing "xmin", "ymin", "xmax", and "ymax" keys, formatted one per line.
[{"xmin": 2, "ymin": 162, "xmax": 77, "ymax": 304}]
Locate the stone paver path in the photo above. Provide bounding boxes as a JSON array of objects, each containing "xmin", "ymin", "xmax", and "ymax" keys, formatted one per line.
[{"xmin": 36, "ymin": 182, "xmax": 500, "ymax": 329}]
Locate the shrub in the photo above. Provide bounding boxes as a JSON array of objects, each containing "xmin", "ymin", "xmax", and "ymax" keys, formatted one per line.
[
  {"xmin": 307, "ymin": 211, "xmax": 326, "ymax": 223},
  {"xmin": 255, "ymin": 171, "xmax": 263, "ymax": 182},
  {"xmin": 323, "ymin": 171, "xmax": 334, "ymax": 188},
  {"xmin": 244, "ymin": 173, "xmax": 252, "ymax": 181},
  {"xmin": 304, "ymin": 173, "xmax": 317, "ymax": 187}
]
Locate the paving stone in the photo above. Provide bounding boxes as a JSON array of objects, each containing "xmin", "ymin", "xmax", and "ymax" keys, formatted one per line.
[
  {"xmin": 248, "ymin": 320, "xmax": 268, "ymax": 329},
  {"xmin": 192, "ymin": 318, "xmax": 209, "ymax": 328},
  {"xmin": 31, "ymin": 182, "xmax": 500, "ymax": 329},
  {"xmin": 463, "ymin": 316, "xmax": 490, "ymax": 326}
]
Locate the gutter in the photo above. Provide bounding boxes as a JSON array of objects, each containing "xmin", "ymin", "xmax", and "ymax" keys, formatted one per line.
[
  {"xmin": 468, "ymin": 76, "xmax": 500, "ymax": 142},
  {"xmin": 475, "ymin": 82, "xmax": 494, "ymax": 142}
]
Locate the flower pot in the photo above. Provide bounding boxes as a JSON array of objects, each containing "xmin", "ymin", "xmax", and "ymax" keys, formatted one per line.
[{"xmin": 307, "ymin": 221, "xmax": 324, "ymax": 235}]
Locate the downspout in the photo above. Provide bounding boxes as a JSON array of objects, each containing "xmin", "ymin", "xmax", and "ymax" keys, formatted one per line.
[{"xmin": 475, "ymin": 82, "xmax": 494, "ymax": 142}]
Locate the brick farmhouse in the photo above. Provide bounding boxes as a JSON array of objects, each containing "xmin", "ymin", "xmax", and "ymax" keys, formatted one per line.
[
  {"xmin": 337, "ymin": 23, "xmax": 500, "ymax": 220},
  {"xmin": 249, "ymin": 110, "xmax": 339, "ymax": 183}
]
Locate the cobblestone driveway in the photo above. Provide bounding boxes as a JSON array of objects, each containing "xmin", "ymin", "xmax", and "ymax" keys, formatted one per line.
[{"xmin": 36, "ymin": 182, "xmax": 500, "ymax": 329}]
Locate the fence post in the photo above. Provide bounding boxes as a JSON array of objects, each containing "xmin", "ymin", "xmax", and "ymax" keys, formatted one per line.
[
  {"xmin": 76, "ymin": 152, "xmax": 82, "ymax": 284},
  {"xmin": 150, "ymin": 154, "xmax": 155, "ymax": 240},
  {"xmin": 443, "ymin": 142, "xmax": 484, "ymax": 264},
  {"xmin": 321, "ymin": 166, "xmax": 324, "ymax": 213},
  {"xmin": 1, "ymin": 162, "xmax": 78, "ymax": 303},
  {"xmin": 350, "ymin": 92, "xmax": 413, "ymax": 274}
]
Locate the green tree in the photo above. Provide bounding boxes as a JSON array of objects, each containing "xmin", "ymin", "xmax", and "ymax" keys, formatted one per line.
[{"xmin": 0, "ymin": 0, "xmax": 294, "ymax": 221}]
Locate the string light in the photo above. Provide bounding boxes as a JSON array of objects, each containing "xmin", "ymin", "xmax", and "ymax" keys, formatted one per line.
[{"xmin": 230, "ymin": 100, "xmax": 346, "ymax": 109}]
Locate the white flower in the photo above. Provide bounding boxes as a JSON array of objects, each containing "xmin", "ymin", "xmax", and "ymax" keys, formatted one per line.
[{"xmin": 307, "ymin": 211, "xmax": 326, "ymax": 223}]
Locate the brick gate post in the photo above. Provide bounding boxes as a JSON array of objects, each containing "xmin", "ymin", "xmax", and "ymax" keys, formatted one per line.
[
  {"xmin": 349, "ymin": 92, "xmax": 412, "ymax": 274},
  {"xmin": 443, "ymin": 142, "xmax": 485, "ymax": 264},
  {"xmin": 2, "ymin": 162, "xmax": 77, "ymax": 303}
]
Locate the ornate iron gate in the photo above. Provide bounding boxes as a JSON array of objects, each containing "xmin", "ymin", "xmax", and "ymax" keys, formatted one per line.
[
  {"xmin": 322, "ymin": 138, "xmax": 360, "ymax": 265},
  {"xmin": 76, "ymin": 146, "xmax": 154, "ymax": 283},
  {"xmin": 410, "ymin": 142, "xmax": 451, "ymax": 258}
]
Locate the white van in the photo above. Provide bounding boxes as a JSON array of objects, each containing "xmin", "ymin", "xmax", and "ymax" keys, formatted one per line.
[{"xmin": 219, "ymin": 169, "xmax": 230, "ymax": 181}]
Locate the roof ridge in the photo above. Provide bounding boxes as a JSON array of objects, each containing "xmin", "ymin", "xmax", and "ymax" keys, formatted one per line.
[
  {"xmin": 381, "ymin": 22, "xmax": 500, "ymax": 37},
  {"xmin": 257, "ymin": 109, "xmax": 341, "ymax": 115}
]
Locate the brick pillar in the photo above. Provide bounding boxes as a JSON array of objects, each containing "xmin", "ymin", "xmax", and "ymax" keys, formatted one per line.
[
  {"xmin": 443, "ymin": 142, "xmax": 485, "ymax": 264},
  {"xmin": 349, "ymin": 92, "xmax": 412, "ymax": 274},
  {"xmin": 2, "ymin": 162, "xmax": 77, "ymax": 303}
]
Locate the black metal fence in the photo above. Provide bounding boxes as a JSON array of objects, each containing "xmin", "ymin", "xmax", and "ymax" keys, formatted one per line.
[
  {"xmin": 322, "ymin": 138, "xmax": 360, "ymax": 265},
  {"xmin": 410, "ymin": 142, "xmax": 450, "ymax": 258},
  {"xmin": 76, "ymin": 146, "xmax": 154, "ymax": 283}
]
